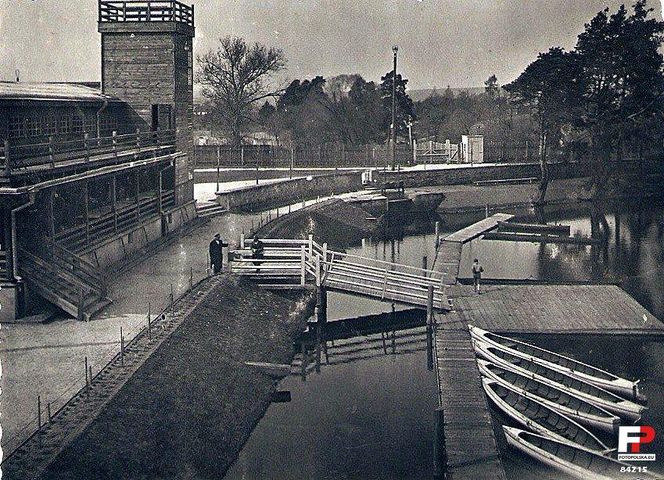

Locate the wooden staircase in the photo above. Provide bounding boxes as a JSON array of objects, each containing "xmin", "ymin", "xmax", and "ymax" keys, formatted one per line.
[{"xmin": 18, "ymin": 245, "xmax": 111, "ymax": 321}]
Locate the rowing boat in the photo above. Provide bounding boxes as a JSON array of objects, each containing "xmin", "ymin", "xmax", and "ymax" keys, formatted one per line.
[
  {"xmin": 477, "ymin": 359, "xmax": 620, "ymax": 433},
  {"xmin": 474, "ymin": 341, "xmax": 645, "ymax": 422},
  {"xmin": 482, "ymin": 379, "xmax": 610, "ymax": 453},
  {"xmin": 470, "ymin": 325, "xmax": 645, "ymax": 402},
  {"xmin": 503, "ymin": 427, "xmax": 661, "ymax": 480}
]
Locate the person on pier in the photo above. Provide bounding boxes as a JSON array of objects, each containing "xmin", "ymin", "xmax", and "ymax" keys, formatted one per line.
[
  {"xmin": 209, "ymin": 233, "xmax": 227, "ymax": 274},
  {"xmin": 472, "ymin": 258, "xmax": 484, "ymax": 294},
  {"xmin": 251, "ymin": 235, "xmax": 265, "ymax": 272}
]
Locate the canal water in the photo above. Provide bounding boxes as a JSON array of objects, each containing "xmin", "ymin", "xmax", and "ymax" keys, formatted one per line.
[{"xmin": 224, "ymin": 198, "xmax": 664, "ymax": 480}]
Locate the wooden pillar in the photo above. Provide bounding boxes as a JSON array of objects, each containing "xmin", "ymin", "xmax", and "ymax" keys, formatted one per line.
[
  {"xmin": 84, "ymin": 181, "xmax": 90, "ymax": 244},
  {"xmin": 317, "ymin": 287, "xmax": 328, "ymax": 323},
  {"xmin": 111, "ymin": 175, "xmax": 118, "ymax": 233},
  {"xmin": 48, "ymin": 188, "xmax": 56, "ymax": 240},
  {"xmin": 135, "ymin": 168, "xmax": 140, "ymax": 221},
  {"xmin": 433, "ymin": 408, "xmax": 447, "ymax": 480},
  {"xmin": 300, "ymin": 245, "xmax": 306, "ymax": 286}
]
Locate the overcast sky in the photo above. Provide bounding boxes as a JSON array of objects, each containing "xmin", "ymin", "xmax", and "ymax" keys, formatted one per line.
[{"xmin": 0, "ymin": 0, "xmax": 662, "ymax": 90}]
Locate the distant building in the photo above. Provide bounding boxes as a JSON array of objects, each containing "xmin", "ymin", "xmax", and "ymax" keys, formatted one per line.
[{"xmin": 0, "ymin": 0, "xmax": 197, "ymax": 322}]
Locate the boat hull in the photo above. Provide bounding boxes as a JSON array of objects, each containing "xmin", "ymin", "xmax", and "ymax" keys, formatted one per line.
[
  {"xmin": 473, "ymin": 340, "xmax": 644, "ymax": 422},
  {"xmin": 482, "ymin": 379, "xmax": 609, "ymax": 453},
  {"xmin": 470, "ymin": 325, "xmax": 644, "ymax": 402},
  {"xmin": 477, "ymin": 359, "xmax": 620, "ymax": 434}
]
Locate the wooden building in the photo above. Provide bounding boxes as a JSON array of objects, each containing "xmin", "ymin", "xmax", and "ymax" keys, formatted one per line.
[{"xmin": 0, "ymin": 0, "xmax": 197, "ymax": 322}]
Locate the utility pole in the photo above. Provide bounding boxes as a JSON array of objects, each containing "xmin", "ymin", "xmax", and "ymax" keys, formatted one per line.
[{"xmin": 391, "ymin": 45, "xmax": 399, "ymax": 170}]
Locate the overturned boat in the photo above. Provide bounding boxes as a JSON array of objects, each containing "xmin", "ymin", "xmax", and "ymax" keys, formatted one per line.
[
  {"xmin": 477, "ymin": 359, "xmax": 620, "ymax": 433},
  {"xmin": 474, "ymin": 341, "xmax": 646, "ymax": 422},
  {"xmin": 503, "ymin": 427, "xmax": 661, "ymax": 480},
  {"xmin": 470, "ymin": 325, "xmax": 645, "ymax": 402},
  {"xmin": 482, "ymin": 379, "xmax": 611, "ymax": 454}
]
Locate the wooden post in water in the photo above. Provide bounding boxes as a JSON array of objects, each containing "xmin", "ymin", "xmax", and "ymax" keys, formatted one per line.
[
  {"xmin": 433, "ymin": 407, "xmax": 447, "ymax": 480},
  {"xmin": 426, "ymin": 285, "xmax": 434, "ymax": 371},
  {"xmin": 422, "ymin": 256, "xmax": 428, "ymax": 272}
]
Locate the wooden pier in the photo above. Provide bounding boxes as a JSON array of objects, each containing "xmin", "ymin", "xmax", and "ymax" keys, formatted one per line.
[
  {"xmin": 431, "ymin": 214, "xmax": 664, "ymax": 479},
  {"xmin": 434, "ymin": 320, "xmax": 507, "ymax": 480}
]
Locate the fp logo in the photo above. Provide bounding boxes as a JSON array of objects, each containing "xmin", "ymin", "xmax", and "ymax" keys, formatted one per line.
[{"xmin": 618, "ymin": 426, "xmax": 656, "ymax": 461}]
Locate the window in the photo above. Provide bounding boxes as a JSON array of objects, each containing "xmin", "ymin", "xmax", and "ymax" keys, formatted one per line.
[
  {"xmin": 59, "ymin": 116, "xmax": 71, "ymax": 134},
  {"xmin": 9, "ymin": 116, "xmax": 24, "ymax": 138},
  {"xmin": 99, "ymin": 115, "xmax": 118, "ymax": 135},
  {"xmin": 44, "ymin": 116, "xmax": 58, "ymax": 135},
  {"xmin": 26, "ymin": 117, "xmax": 42, "ymax": 137},
  {"xmin": 72, "ymin": 115, "xmax": 84, "ymax": 134},
  {"xmin": 84, "ymin": 116, "xmax": 96, "ymax": 134}
]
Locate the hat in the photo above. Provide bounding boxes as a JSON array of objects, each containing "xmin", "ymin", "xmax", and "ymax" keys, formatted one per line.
[{"xmin": 214, "ymin": 233, "xmax": 221, "ymax": 238}]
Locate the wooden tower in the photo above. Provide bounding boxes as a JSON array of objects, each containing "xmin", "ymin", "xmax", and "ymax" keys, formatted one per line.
[{"xmin": 98, "ymin": 0, "xmax": 195, "ymax": 204}]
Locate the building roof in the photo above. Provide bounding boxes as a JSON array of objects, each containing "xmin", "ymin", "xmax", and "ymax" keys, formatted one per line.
[{"xmin": 0, "ymin": 82, "xmax": 120, "ymax": 103}]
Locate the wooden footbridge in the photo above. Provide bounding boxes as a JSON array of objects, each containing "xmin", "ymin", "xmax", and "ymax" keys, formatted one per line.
[{"xmin": 230, "ymin": 236, "xmax": 451, "ymax": 311}]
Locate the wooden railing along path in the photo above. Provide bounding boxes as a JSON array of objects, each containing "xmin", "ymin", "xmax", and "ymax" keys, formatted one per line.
[
  {"xmin": 230, "ymin": 237, "xmax": 451, "ymax": 311},
  {"xmin": 2, "ymin": 129, "xmax": 175, "ymax": 176}
]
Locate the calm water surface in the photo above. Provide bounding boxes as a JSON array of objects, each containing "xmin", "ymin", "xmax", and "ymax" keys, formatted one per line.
[{"xmin": 225, "ymin": 199, "xmax": 664, "ymax": 479}]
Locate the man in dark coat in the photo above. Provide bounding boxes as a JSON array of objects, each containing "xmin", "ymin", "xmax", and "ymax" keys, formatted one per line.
[{"xmin": 209, "ymin": 233, "xmax": 227, "ymax": 274}]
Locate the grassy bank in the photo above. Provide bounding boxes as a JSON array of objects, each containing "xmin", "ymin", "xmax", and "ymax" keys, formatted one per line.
[{"xmin": 37, "ymin": 276, "xmax": 315, "ymax": 480}]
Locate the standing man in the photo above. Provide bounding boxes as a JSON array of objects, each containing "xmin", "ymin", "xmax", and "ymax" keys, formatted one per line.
[
  {"xmin": 251, "ymin": 235, "xmax": 265, "ymax": 272},
  {"xmin": 472, "ymin": 258, "xmax": 484, "ymax": 294},
  {"xmin": 209, "ymin": 233, "xmax": 227, "ymax": 274}
]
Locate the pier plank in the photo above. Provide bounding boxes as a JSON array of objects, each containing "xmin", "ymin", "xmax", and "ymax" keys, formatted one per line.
[
  {"xmin": 435, "ymin": 323, "xmax": 507, "ymax": 480},
  {"xmin": 453, "ymin": 284, "xmax": 664, "ymax": 335},
  {"xmin": 443, "ymin": 213, "xmax": 514, "ymax": 243}
]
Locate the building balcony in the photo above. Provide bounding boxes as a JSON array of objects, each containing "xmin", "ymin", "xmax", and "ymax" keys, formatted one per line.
[
  {"xmin": 98, "ymin": 1, "xmax": 194, "ymax": 30},
  {"xmin": 1, "ymin": 130, "xmax": 176, "ymax": 185}
]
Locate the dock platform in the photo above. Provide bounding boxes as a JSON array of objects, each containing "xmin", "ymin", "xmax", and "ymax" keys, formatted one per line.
[
  {"xmin": 434, "ymin": 321, "xmax": 506, "ymax": 480},
  {"xmin": 432, "ymin": 214, "xmax": 664, "ymax": 479}
]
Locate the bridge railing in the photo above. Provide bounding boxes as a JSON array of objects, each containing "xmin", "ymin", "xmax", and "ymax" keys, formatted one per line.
[{"xmin": 229, "ymin": 236, "xmax": 449, "ymax": 309}]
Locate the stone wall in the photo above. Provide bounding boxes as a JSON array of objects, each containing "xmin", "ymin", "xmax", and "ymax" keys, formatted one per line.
[
  {"xmin": 374, "ymin": 162, "xmax": 590, "ymax": 188},
  {"xmin": 215, "ymin": 172, "xmax": 362, "ymax": 211}
]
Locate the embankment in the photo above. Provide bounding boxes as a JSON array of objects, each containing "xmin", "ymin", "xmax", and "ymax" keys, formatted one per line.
[
  {"xmin": 255, "ymin": 198, "xmax": 375, "ymax": 248},
  {"xmin": 36, "ymin": 276, "xmax": 316, "ymax": 480}
]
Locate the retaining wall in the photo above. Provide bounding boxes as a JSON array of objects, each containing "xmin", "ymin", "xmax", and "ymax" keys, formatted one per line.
[
  {"xmin": 374, "ymin": 162, "xmax": 590, "ymax": 188},
  {"xmin": 215, "ymin": 172, "xmax": 362, "ymax": 211}
]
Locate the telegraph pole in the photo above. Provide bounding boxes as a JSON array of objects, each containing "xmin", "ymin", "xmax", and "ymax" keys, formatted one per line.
[{"xmin": 391, "ymin": 45, "xmax": 399, "ymax": 170}]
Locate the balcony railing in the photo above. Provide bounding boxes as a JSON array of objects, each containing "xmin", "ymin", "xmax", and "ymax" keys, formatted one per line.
[
  {"xmin": 2, "ymin": 129, "xmax": 176, "ymax": 176},
  {"xmin": 99, "ymin": 1, "xmax": 194, "ymax": 27}
]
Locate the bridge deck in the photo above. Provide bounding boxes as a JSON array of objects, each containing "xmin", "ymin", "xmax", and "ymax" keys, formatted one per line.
[{"xmin": 434, "ymin": 322, "xmax": 506, "ymax": 480}]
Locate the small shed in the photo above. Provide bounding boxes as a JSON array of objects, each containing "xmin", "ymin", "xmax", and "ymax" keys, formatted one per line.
[{"xmin": 460, "ymin": 134, "xmax": 484, "ymax": 164}]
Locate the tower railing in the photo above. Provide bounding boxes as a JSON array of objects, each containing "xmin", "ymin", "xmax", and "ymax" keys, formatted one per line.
[{"xmin": 99, "ymin": 0, "xmax": 194, "ymax": 27}]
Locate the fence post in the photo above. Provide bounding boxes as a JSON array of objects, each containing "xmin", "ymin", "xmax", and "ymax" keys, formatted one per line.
[
  {"xmin": 136, "ymin": 128, "xmax": 141, "ymax": 151},
  {"xmin": 315, "ymin": 254, "xmax": 321, "ymax": 287},
  {"xmin": 48, "ymin": 136, "xmax": 55, "ymax": 167},
  {"xmin": 308, "ymin": 234, "xmax": 313, "ymax": 256},
  {"xmin": 120, "ymin": 326, "xmax": 124, "ymax": 366},
  {"xmin": 216, "ymin": 145, "xmax": 221, "ymax": 192},
  {"xmin": 84, "ymin": 132, "xmax": 90, "ymax": 161},
  {"xmin": 300, "ymin": 245, "xmax": 306, "ymax": 286},
  {"xmin": 85, "ymin": 356, "xmax": 89, "ymax": 391},
  {"xmin": 290, "ymin": 147, "xmax": 294, "ymax": 178},
  {"xmin": 112, "ymin": 130, "xmax": 118, "ymax": 157},
  {"xmin": 240, "ymin": 145, "xmax": 244, "ymax": 166},
  {"xmin": 240, "ymin": 233, "xmax": 245, "ymax": 249},
  {"xmin": 322, "ymin": 242, "xmax": 328, "ymax": 272},
  {"xmin": 4, "ymin": 139, "xmax": 11, "ymax": 175},
  {"xmin": 37, "ymin": 395, "xmax": 42, "ymax": 432},
  {"xmin": 148, "ymin": 302, "xmax": 152, "ymax": 340}
]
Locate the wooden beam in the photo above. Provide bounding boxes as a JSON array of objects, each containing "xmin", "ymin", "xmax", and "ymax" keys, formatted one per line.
[
  {"xmin": 497, "ymin": 221, "xmax": 571, "ymax": 236},
  {"xmin": 482, "ymin": 232, "xmax": 600, "ymax": 245}
]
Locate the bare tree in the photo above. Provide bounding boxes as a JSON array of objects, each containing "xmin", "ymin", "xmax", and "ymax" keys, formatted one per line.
[{"xmin": 197, "ymin": 36, "xmax": 286, "ymax": 146}]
